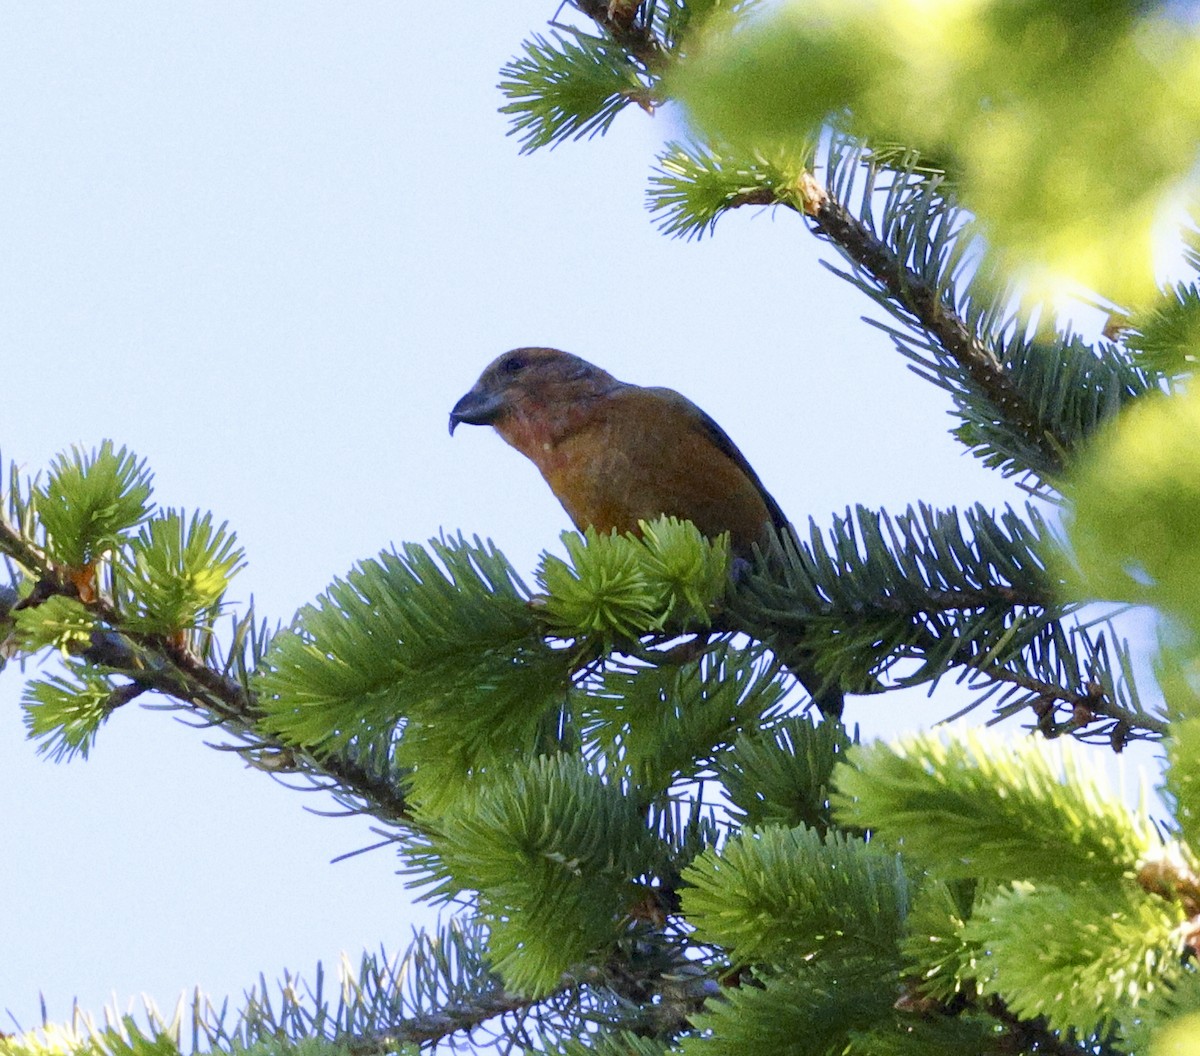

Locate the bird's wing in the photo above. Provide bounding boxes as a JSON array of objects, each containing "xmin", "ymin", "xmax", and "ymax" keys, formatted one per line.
[{"xmin": 644, "ymin": 386, "xmax": 791, "ymax": 533}]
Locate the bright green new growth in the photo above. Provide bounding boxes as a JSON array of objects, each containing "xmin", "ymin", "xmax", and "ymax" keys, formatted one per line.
[
  {"xmin": 0, "ymin": 1021, "xmax": 184, "ymax": 1056},
  {"xmin": 832, "ymin": 730, "xmax": 1154, "ymax": 889},
  {"xmin": 828, "ymin": 726, "xmax": 1200, "ymax": 1044},
  {"xmin": 898, "ymin": 877, "xmax": 985, "ymax": 1004},
  {"xmin": 7, "ymin": 443, "xmax": 254, "ymax": 762},
  {"xmin": 13, "ymin": 595, "xmax": 114, "ymax": 760},
  {"xmin": 11, "ymin": 595, "xmax": 96, "ymax": 655},
  {"xmin": 121, "ymin": 510, "xmax": 245, "ymax": 635},
  {"xmin": 966, "ymin": 880, "xmax": 1187, "ymax": 1037},
  {"xmin": 650, "ymin": 140, "xmax": 815, "ymax": 240},
  {"xmin": 256, "ymin": 535, "xmax": 557, "ymax": 751},
  {"xmin": 500, "ymin": 31, "xmax": 649, "ymax": 151},
  {"xmin": 22, "ymin": 664, "xmax": 118, "ymax": 761},
  {"xmin": 829, "ymin": 725, "xmax": 1200, "ymax": 1040},
  {"xmin": 0, "ymin": 1012, "xmax": 387, "ymax": 1056},
  {"xmin": 539, "ymin": 528, "xmax": 663, "ymax": 639},
  {"xmin": 255, "ymin": 520, "xmax": 735, "ymax": 809},
  {"xmin": 34, "ymin": 440, "xmax": 153, "ymax": 568},
  {"xmin": 497, "ymin": 0, "xmax": 748, "ymax": 155},
  {"xmin": 537, "ymin": 518, "xmax": 730, "ymax": 642},
  {"xmin": 636, "ymin": 516, "xmax": 730, "ymax": 626}
]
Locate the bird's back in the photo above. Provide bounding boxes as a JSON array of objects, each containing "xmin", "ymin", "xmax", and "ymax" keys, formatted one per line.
[{"xmin": 536, "ymin": 383, "xmax": 786, "ymax": 559}]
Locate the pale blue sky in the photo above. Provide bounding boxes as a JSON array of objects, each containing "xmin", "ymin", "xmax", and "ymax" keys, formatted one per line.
[{"xmin": 0, "ymin": 1, "xmax": 1119, "ymax": 1034}]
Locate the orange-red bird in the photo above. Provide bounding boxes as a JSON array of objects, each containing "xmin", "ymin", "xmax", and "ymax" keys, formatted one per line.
[
  {"xmin": 449, "ymin": 347, "xmax": 843, "ymax": 716},
  {"xmin": 449, "ymin": 347, "xmax": 788, "ymax": 559}
]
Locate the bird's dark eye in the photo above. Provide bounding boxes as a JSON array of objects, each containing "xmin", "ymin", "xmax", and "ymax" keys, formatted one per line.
[{"xmin": 501, "ymin": 355, "xmax": 527, "ymax": 374}]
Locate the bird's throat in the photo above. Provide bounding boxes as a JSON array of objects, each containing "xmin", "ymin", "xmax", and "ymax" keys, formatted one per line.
[{"xmin": 494, "ymin": 407, "xmax": 566, "ymax": 470}]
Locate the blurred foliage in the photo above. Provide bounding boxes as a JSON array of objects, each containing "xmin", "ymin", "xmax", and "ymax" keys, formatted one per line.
[
  {"xmin": 673, "ymin": 0, "xmax": 1200, "ymax": 304},
  {"xmin": 1151, "ymin": 1015, "xmax": 1200, "ymax": 1056},
  {"xmin": 1063, "ymin": 386, "xmax": 1200, "ymax": 621},
  {"xmin": 1062, "ymin": 377, "xmax": 1200, "ymax": 735}
]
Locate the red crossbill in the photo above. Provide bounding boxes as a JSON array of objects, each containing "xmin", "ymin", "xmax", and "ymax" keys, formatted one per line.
[{"xmin": 450, "ymin": 346, "xmax": 841, "ymax": 715}]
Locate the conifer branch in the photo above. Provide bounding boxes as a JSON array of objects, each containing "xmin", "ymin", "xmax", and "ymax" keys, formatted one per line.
[
  {"xmin": 184, "ymin": 920, "xmax": 708, "ymax": 1054},
  {"xmin": 648, "ymin": 141, "xmax": 1159, "ymax": 483},
  {"xmin": 338, "ymin": 967, "xmax": 701, "ymax": 1052},
  {"xmin": 1, "ymin": 505, "xmax": 417, "ymax": 826},
  {"xmin": 340, "ymin": 989, "xmax": 540, "ymax": 1052},
  {"xmin": 742, "ymin": 586, "xmax": 1164, "ymax": 743},
  {"xmin": 967, "ymin": 659, "xmax": 1165, "ymax": 741},
  {"xmin": 0, "ymin": 515, "xmax": 49, "ymax": 580},
  {"xmin": 797, "ymin": 174, "xmax": 1063, "ymax": 477},
  {"xmin": 571, "ymin": 0, "xmax": 668, "ymax": 71},
  {"xmin": 729, "ymin": 504, "xmax": 1163, "ymax": 742}
]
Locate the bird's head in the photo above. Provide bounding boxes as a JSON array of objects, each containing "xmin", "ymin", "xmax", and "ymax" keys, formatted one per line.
[{"xmin": 448, "ymin": 347, "xmax": 619, "ymax": 439}]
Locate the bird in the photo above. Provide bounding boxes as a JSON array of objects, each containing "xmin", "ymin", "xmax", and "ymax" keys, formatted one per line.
[{"xmin": 449, "ymin": 346, "xmax": 842, "ymax": 716}]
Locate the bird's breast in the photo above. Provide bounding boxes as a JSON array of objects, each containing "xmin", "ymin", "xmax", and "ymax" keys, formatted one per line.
[{"xmin": 497, "ymin": 389, "xmax": 776, "ymax": 555}]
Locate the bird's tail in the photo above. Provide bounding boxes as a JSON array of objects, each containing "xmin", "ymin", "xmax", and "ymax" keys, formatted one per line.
[{"xmin": 776, "ymin": 645, "xmax": 845, "ymax": 720}]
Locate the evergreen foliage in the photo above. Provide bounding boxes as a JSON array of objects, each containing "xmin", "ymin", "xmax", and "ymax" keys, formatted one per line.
[
  {"xmin": 733, "ymin": 501, "xmax": 1159, "ymax": 744},
  {"xmin": 5, "ymin": 2, "xmax": 1200, "ymax": 1054},
  {"xmin": 964, "ymin": 880, "xmax": 1183, "ymax": 1036},
  {"xmin": 832, "ymin": 732, "xmax": 1154, "ymax": 887},
  {"xmin": 579, "ymin": 641, "xmax": 786, "ymax": 792},
  {"xmin": 682, "ymin": 825, "xmax": 909, "ymax": 965},
  {"xmin": 33, "ymin": 441, "xmax": 153, "ymax": 570},
  {"xmin": 410, "ymin": 754, "xmax": 659, "ymax": 996},
  {"xmin": 501, "ymin": 30, "xmax": 651, "ymax": 150},
  {"xmin": 536, "ymin": 518, "xmax": 730, "ymax": 640},
  {"xmin": 671, "ymin": 0, "xmax": 1200, "ymax": 303},
  {"xmin": 650, "ymin": 140, "xmax": 815, "ymax": 240},
  {"xmin": 555, "ymin": 1034, "xmax": 670, "ymax": 1056},
  {"xmin": 678, "ymin": 961, "xmax": 902, "ymax": 1056},
  {"xmin": 710, "ymin": 713, "xmax": 850, "ymax": 831},
  {"xmin": 1125, "ymin": 279, "xmax": 1200, "ymax": 378},
  {"xmin": 256, "ymin": 536, "xmax": 553, "ymax": 751},
  {"xmin": 120, "ymin": 511, "xmax": 244, "ymax": 636},
  {"xmin": 22, "ymin": 663, "xmax": 120, "ymax": 762}
]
